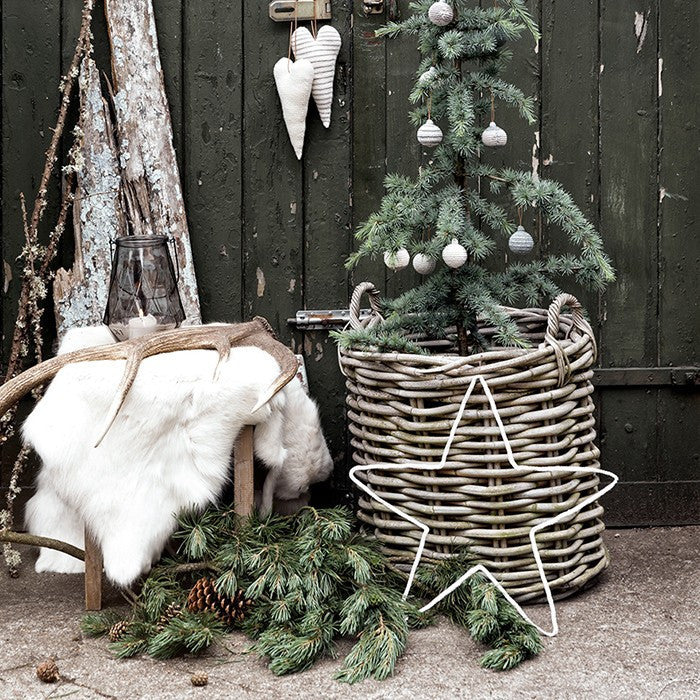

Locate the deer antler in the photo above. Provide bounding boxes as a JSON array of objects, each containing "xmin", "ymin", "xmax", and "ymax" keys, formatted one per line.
[{"xmin": 0, "ymin": 318, "xmax": 298, "ymax": 448}]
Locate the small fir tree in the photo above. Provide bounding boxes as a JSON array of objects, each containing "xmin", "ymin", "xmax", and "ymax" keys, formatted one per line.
[{"xmin": 342, "ymin": 1, "xmax": 613, "ymax": 355}]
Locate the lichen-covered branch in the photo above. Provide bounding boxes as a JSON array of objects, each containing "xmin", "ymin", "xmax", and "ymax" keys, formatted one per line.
[
  {"xmin": 53, "ymin": 56, "xmax": 125, "ymax": 339},
  {"xmin": 105, "ymin": 0, "xmax": 201, "ymax": 324}
]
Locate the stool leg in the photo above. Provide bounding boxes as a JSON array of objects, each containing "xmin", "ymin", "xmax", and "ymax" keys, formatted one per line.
[
  {"xmin": 234, "ymin": 425, "xmax": 255, "ymax": 517},
  {"xmin": 84, "ymin": 527, "xmax": 103, "ymax": 611}
]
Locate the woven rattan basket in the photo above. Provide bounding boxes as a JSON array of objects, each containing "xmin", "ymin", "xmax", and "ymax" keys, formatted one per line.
[{"xmin": 339, "ymin": 282, "xmax": 609, "ymax": 602}]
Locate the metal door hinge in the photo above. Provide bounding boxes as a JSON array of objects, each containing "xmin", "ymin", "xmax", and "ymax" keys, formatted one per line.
[
  {"xmin": 269, "ymin": 0, "xmax": 332, "ymax": 22},
  {"xmin": 288, "ymin": 308, "xmax": 373, "ymax": 330},
  {"xmin": 593, "ymin": 366, "xmax": 700, "ymax": 388},
  {"xmin": 362, "ymin": 0, "xmax": 385, "ymax": 15}
]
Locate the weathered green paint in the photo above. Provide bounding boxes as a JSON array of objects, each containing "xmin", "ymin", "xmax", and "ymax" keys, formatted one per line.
[
  {"xmin": 1, "ymin": 2, "xmax": 698, "ymax": 524},
  {"xmin": 183, "ymin": 0, "xmax": 244, "ymax": 322},
  {"xmin": 301, "ymin": 1, "xmax": 353, "ymax": 501}
]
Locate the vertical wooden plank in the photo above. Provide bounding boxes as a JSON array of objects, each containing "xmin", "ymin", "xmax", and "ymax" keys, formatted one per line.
[
  {"xmin": 486, "ymin": 0, "xmax": 540, "ymax": 265},
  {"xmin": 540, "ymin": 0, "xmax": 599, "ymax": 308},
  {"xmin": 385, "ymin": 0, "xmax": 420, "ymax": 299},
  {"xmin": 657, "ymin": 0, "xmax": 700, "ymax": 497},
  {"xmin": 1, "ymin": 0, "xmax": 61, "ymax": 509},
  {"xmin": 302, "ymin": 2, "xmax": 353, "ymax": 503},
  {"xmin": 152, "ymin": 0, "xmax": 184, "ymax": 167},
  {"xmin": 344, "ymin": 0, "xmax": 388, "ymax": 497},
  {"xmin": 233, "ymin": 425, "xmax": 255, "ymax": 517},
  {"xmin": 351, "ymin": 1, "xmax": 387, "ymax": 292},
  {"xmin": 183, "ymin": 0, "xmax": 243, "ymax": 322},
  {"xmin": 597, "ymin": 1, "xmax": 659, "ymax": 519},
  {"xmin": 242, "ymin": 5, "xmax": 303, "ymax": 338},
  {"xmin": 84, "ymin": 528, "xmax": 103, "ymax": 611},
  {"xmin": 598, "ymin": 1, "xmax": 658, "ymax": 368}
]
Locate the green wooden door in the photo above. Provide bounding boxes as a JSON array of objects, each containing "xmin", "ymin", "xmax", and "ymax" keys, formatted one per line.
[{"xmin": 1, "ymin": 1, "xmax": 697, "ymax": 524}]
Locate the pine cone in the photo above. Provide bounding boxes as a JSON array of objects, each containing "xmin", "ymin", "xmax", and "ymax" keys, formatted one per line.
[
  {"xmin": 190, "ymin": 672, "xmax": 209, "ymax": 687},
  {"xmin": 156, "ymin": 602, "xmax": 182, "ymax": 632},
  {"xmin": 187, "ymin": 577, "xmax": 252, "ymax": 627},
  {"xmin": 108, "ymin": 620, "xmax": 130, "ymax": 643},
  {"xmin": 36, "ymin": 659, "xmax": 59, "ymax": 683}
]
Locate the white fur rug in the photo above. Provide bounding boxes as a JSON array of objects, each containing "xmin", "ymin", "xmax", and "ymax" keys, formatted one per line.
[{"xmin": 23, "ymin": 326, "xmax": 332, "ymax": 587}]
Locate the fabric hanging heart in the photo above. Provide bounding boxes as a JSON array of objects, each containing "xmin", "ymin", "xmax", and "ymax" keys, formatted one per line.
[
  {"xmin": 291, "ymin": 25, "xmax": 341, "ymax": 128},
  {"xmin": 273, "ymin": 57, "xmax": 315, "ymax": 159}
]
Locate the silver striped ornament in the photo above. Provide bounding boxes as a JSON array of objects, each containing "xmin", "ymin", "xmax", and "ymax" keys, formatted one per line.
[
  {"xmin": 508, "ymin": 225, "xmax": 534, "ymax": 254},
  {"xmin": 417, "ymin": 119, "xmax": 443, "ymax": 147}
]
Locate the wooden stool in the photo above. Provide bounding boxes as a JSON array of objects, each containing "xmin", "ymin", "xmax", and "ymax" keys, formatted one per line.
[{"xmin": 83, "ymin": 425, "xmax": 256, "ymax": 610}]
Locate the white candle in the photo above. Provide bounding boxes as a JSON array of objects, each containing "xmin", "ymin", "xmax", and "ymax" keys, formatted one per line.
[{"xmin": 128, "ymin": 313, "xmax": 158, "ymax": 339}]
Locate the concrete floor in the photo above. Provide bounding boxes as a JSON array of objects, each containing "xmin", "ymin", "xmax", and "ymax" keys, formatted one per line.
[{"xmin": 1, "ymin": 527, "xmax": 698, "ymax": 700}]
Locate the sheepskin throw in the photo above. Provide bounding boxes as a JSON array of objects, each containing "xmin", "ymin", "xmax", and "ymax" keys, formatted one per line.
[{"xmin": 24, "ymin": 326, "xmax": 332, "ymax": 587}]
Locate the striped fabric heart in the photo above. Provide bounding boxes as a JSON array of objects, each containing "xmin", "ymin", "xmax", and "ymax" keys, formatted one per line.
[{"xmin": 291, "ymin": 25, "xmax": 341, "ymax": 128}]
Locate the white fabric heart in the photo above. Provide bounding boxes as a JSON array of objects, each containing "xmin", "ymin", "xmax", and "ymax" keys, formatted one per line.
[
  {"xmin": 291, "ymin": 25, "xmax": 341, "ymax": 128},
  {"xmin": 274, "ymin": 57, "xmax": 315, "ymax": 160}
]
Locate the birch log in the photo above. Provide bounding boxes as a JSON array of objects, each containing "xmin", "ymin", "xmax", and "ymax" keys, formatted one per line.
[
  {"xmin": 53, "ymin": 57, "xmax": 124, "ymax": 340},
  {"xmin": 105, "ymin": 0, "xmax": 201, "ymax": 324}
]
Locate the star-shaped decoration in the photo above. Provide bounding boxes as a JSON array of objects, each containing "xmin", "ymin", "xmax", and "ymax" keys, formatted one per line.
[{"xmin": 349, "ymin": 374, "xmax": 618, "ymax": 637}]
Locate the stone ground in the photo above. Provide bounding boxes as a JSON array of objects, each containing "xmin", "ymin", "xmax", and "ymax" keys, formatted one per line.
[{"xmin": 1, "ymin": 527, "xmax": 698, "ymax": 700}]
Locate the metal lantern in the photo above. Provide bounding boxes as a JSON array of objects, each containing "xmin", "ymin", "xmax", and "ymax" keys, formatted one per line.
[{"xmin": 104, "ymin": 235, "xmax": 185, "ymax": 341}]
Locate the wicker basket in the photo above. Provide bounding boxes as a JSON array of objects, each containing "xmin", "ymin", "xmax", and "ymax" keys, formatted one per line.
[{"xmin": 339, "ymin": 282, "xmax": 609, "ymax": 602}]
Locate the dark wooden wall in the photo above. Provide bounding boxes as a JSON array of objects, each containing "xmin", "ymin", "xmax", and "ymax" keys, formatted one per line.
[{"xmin": 1, "ymin": 1, "xmax": 698, "ymax": 524}]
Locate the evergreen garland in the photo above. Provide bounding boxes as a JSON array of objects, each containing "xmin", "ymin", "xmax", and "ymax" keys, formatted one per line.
[
  {"xmin": 342, "ymin": 0, "xmax": 614, "ymax": 355},
  {"xmin": 81, "ymin": 506, "xmax": 541, "ymax": 683}
]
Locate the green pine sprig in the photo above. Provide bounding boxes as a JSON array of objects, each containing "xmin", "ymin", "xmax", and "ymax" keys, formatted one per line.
[{"xmin": 81, "ymin": 507, "xmax": 542, "ymax": 683}]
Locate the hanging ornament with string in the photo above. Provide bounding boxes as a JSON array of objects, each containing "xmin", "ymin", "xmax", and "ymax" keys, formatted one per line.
[
  {"xmin": 442, "ymin": 239, "xmax": 468, "ymax": 268},
  {"xmin": 384, "ymin": 248, "xmax": 410, "ymax": 270},
  {"xmin": 417, "ymin": 119, "xmax": 443, "ymax": 147},
  {"xmin": 291, "ymin": 21, "xmax": 341, "ymax": 128},
  {"xmin": 412, "ymin": 253, "xmax": 436, "ymax": 275},
  {"xmin": 417, "ymin": 95, "xmax": 443, "ymax": 147},
  {"xmin": 274, "ymin": 19, "xmax": 315, "ymax": 159},
  {"xmin": 509, "ymin": 208, "xmax": 534, "ymax": 254},
  {"xmin": 481, "ymin": 91, "xmax": 508, "ymax": 147},
  {"xmin": 428, "ymin": 2, "xmax": 454, "ymax": 26}
]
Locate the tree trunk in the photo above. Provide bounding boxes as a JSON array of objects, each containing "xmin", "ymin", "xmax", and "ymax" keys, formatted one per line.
[
  {"xmin": 105, "ymin": 0, "xmax": 201, "ymax": 324},
  {"xmin": 53, "ymin": 57, "xmax": 124, "ymax": 340}
]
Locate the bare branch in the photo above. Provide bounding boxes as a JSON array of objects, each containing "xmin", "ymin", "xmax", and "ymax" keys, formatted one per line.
[{"xmin": 0, "ymin": 530, "xmax": 85, "ymax": 562}]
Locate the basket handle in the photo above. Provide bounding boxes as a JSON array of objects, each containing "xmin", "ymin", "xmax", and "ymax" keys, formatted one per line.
[
  {"xmin": 349, "ymin": 282, "xmax": 384, "ymax": 330},
  {"xmin": 544, "ymin": 293, "xmax": 597, "ymax": 385}
]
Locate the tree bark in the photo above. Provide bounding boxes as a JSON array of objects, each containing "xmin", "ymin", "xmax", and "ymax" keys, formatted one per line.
[
  {"xmin": 53, "ymin": 56, "xmax": 124, "ymax": 340},
  {"xmin": 105, "ymin": 0, "xmax": 201, "ymax": 324}
]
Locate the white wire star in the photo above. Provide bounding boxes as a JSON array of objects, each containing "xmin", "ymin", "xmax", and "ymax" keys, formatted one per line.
[{"xmin": 348, "ymin": 374, "xmax": 618, "ymax": 637}]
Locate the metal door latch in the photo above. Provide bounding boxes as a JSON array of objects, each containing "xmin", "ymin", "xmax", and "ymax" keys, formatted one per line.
[
  {"xmin": 269, "ymin": 0, "xmax": 332, "ymax": 22},
  {"xmin": 288, "ymin": 309, "xmax": 373, "ymax": 330},
  {"xmin": 362, "ymin": 0, "xmax": 385, "ymax": 15}
]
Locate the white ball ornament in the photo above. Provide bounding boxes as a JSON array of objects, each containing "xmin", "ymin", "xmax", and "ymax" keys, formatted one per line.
[
  {"xmin": 412, "ymin": 253, "xmax": 436, "ymax": 275},
  {"xmin": 384, "ymin": 248, "xmax": 410, "ymax": 270},
  {"xmin": 508, "ymin": 225, "xmax": 534, "ymax": 254},
  {"xmin": 417, "ymin": 119, "xmax": 443, "ymax": 147},
  {"xmin": 481, "ymin": 121, "xmax": 508, "ymax": 147},
  {"xmin": 418, "ymin": 67, "xmax": 438, "ymax": 85},
  {"xmin": 441, "ymin": 238, "xmax": 468, "ymax": 268},
  {"xmin": 428, "ymin": 1, "xmax": 454, "ymax": 26}
]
